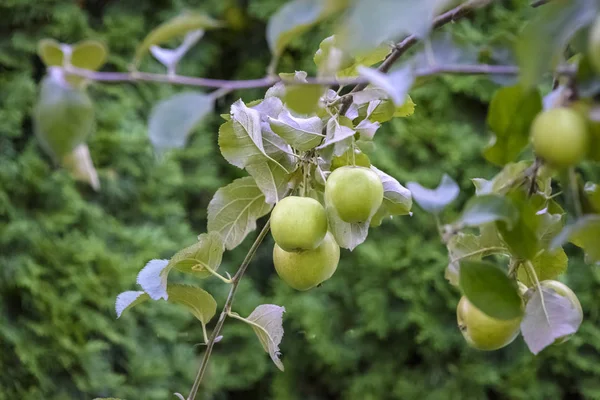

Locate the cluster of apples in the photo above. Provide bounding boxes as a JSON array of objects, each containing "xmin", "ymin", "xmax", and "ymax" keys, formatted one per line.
[
  {"xmin": 457, "ymin": 281, "xmax": 582, "ymax": 351},
  {"xmin": 271, "ymin": 166, "xmax": 383, "ymax": 290}
]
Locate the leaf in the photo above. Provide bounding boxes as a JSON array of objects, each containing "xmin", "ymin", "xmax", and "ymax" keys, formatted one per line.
[
  {"xmin": 266, "ymin": 0, "xmax": 349, "ymax": 56},
  {"xmin": 284, "ymin": 84, "xmax": 324, "ymax": 115},
  {"xmin": 219, "ymin": 100, "xmax": 287, "ymax": 171},
  {"xmin": 517, "ymin": 248, "xmax": 568, "ymax": 287},
  {"xmin": 317, "ymin": 116, "xmax": 356, "ymax": 155},
  {"xmin": 168, "ymin": 232, "xmax": 224, "ymax": 279},
  {"xmin": 136, "ymin": 259, "xmax": 170, "ymax": 300},
  {"xmin": 61, "ymin": 144, "xmax": 100, "ymax": 191},
  {"xmin": 456, "ymin": 195, "xmax": 519, "ymax": 229},
  {"xmin": 406, "ymin": 174, "xmax": 459, "ymax": 214},
  {"xmin": 551, "ymin": 215, "xmax": 600, "ymax": 263},
  {"xmin": 358, "ymin": 66, "xmax": 414, "ymax": 106},
  {"xmin": 337, "ymin": 0, "xmax": 451, "ymax": 54},
  {"xmin": 369, "ymin": 166, "xmax": 412, "ymax": 227},
  {"xmin": 584, "ymin": 182, "xmax": 600, "ymax": 213},
  {"xmin": 521, "ymin": 287, "xmax": 583, "ymax": 354},
  {"xmin": 268, "ymin": 109, "xmax": 324, "ymax": 151},
  {"xmin": 38, "ymin": 39, "xmax": 64, "ymax": 66},
  {"xmin": 115, "ymin": 291, "xmax": 149, "ymax": 318},
  {"xmin": 247, "ymin": 304, "xmax": 286, "ymax": 371},
  {"xmin": 166, "ymin": 284, "xmax": 217, "ymax": 325},
  {"xmin": 326, "ymin": 200, "xmax": 369, "ymax": 251},
  {"xmin": 337, "ymin": 45, "xmax": 391, "ymax": 78},
  {"xmin": 355, "ymin": 119, "xmax": 380, "ymax": 140},
  {"xmin": 150, "ymin": 30, "xmax": 204, "ymax": 68},
  {"xmin": 313, "ymin": 35, "xmax": 355, "ymax": 75},
  {"xmin": 445, "ymin": 233, "xmax": 500, "ymax": 287},
  {"xmin": 33, "ymin": 72, "xmax": 95, "ymax": 161},
  {"xmin": 483, "ymin": 85, "xmax": 542, "ymax": 166},
  {"xmin": 515, "ymin": 0, "xmax": 597, "ymax": 88},
  {"xmin": 472, "ymin": 161, "xmax": 530, "ymax": 195},
  {"xmin": 459, "ymin": 260, "xmax": 523, "ymax": 320},
  {"xmin": 496, "ymin": 191, "xmax": 541, "ymax": 261},
  {"xmin": 246, "ymin": 158, "xmax": 292, "ymax": 205},
  {"xmin": 134, "ymin": 11, "xmax": 223, "ymax": 65},
  {"xmin": 71, "ymin": 40, "xmax": 108, "ymax": 71},
  {"xmin": 207, "ymin": 176, "xmax": 273, "ymax": 250},
  {"xmin": 394, "ymin": 95, "xmax": 416, "ymax": 117},
  {"xmin": 148, "ymin": 91, "xmax": 213, "ymax": 152}
]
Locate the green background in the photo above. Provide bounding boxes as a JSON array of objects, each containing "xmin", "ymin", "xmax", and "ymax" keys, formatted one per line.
[{"xmin": 2, "ymin": 0, "xmax": 600, "ymax": 399}]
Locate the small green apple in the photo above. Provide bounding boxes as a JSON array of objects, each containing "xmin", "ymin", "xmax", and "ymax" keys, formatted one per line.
[
  {"xmin": 271, "ymin": 196, "xmax": 328, "ymax": 252},
  {"xmin": 540, "ymin": 280, "xmax": 583, "ymax": 344},
  {"xmin": 457, "ymin": 296, "xmax": 522, "ymax": 351},
  {"xmin": 530, "ymin": 108, "xmax": 589, "ymax": 168},
  {"xmin": 325, "ymin": 166, "xmax": 383, "ymax": 223},
  {"xmin": 273, "ymin": 232, "xmax": 340, "ymax": 291}
]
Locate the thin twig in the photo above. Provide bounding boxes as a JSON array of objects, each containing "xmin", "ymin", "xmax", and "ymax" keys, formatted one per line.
[
  {"xmin": 531, "ymin": 0, "xmax": 550, "ymax": 7},
  {"xmin": 187, "ymin": 218, "xmax": 273, "ymax": 400}
]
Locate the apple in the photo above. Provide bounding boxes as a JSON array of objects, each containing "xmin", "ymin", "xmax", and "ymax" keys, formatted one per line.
[
  {"xmin": 540, "ymin": 280, "xmax": 583, "ymax": 344},
  {"xmin": 456, "ymin": 296, "xmax": 522, "ymax": 351},
  {"xmin": 271, "ymin": 196, "xmax": 328, "ymax": 252},
  {"xmin": 325, "ymin": 166, "xmax": 383, "ymax": 223},
  {"xmin": 273, "ymin": 232, "xmax": 340, "ymax": 291},
  {"xmin": 530, "ymin": 108, "xmax": 589, "ymax": 168}
]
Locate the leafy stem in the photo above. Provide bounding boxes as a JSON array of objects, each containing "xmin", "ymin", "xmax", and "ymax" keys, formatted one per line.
[
  {"xmin": 450, "ymin": 247, "xmax": 508, "ymax": 264},
  {"xmin": 187, "ymin": 217, "xmax": 273, "ymax": 400},
  {"xmin": 227, "ymin": 311, "xmax": 277, "ymax": 348}
]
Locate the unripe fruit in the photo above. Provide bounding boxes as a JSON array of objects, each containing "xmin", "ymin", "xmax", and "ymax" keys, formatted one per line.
[
  {"xmin": 273, "ymin": 232, "xmax": 340, "ymax": 291},
  {"xmin": 539, "ymin": 280, "xmax": 583, "ymax": 344},
  {"xmin": 588, "ymin": 16, "xmax": 600, "ymax": 74},
  {"xmin": 325, "ymin": 166, "xmax": 383, "ymax": 223},
  {"xmin": 530, "ymin": 108, "xmax": 589, "ymax": 168},
  {"xmin": 271, "ymin": 196, "xmax": 328, "ymax": 252},
  {"xmin": 457, "ymin": 296, "xmax": 522, "ymax": 351}
]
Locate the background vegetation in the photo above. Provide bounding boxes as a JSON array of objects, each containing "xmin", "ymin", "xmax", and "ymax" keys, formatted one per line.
[{"xmin": 2, "ymin": 0, "xmax": 600, "ymax": 399}]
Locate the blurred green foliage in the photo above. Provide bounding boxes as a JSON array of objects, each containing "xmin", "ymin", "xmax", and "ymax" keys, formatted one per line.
[{"xmin": 2, "ymin": 0, "xmax": 600, "ymax": 399}]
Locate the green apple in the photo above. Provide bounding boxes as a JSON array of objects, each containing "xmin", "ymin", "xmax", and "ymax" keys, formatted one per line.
[
  {"xmin": 530, "ymin": 108, "xmax": 589, "ymax": 168},
  {"xmin": 456, "ymin": 296, "xmax": 522, "ymax": 351},
  {"xmin": 588, "ymin": 16, "xmax": 600, "ymax": 74},
  {"xmin": 271, "ymin": 196, "xmax": 328, "ymax": 252},
  {"xmin": 273, "ymin": 232, "xmax": 340, "ymax": 291},
  {"xmin": 325, "ymin": 166, "xmax": 383, "ymax": 223},
  {"xmin": 540, "ymin": 280, "xmax": 583, "ymax": 344}
]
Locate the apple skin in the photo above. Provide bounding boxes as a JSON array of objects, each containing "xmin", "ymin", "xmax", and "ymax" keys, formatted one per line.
[
  {"xmin": 456, "ymin": 296, "xmax": 522, "ymax": 351},
  {"xmin": 273, "ymin": 232, "xmax": 340, "ymax": 291},
  {"xmin": 530, "ymin": 108, "xmax": 589, "ymax": 168},
  {"xmin": 540, "ymin": 280, "xmax": 583, "ymax": 344},
  {"xmin": 589, "ymin": 16, "xmax": 600, "ymax": 74},
  {"xmin": 271, "ymin": 196, "xmax": 328, "ymax": 252},
  {"xmin": 325, "ymin": 166, "xmax": 383, "ymax": 223}
]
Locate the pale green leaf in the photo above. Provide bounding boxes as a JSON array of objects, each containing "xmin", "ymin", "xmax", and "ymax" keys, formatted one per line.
[
  {"xmin": 326, "ymin": 199, "xmax": 369, "ymax": 251},
  {"xmin": 267, "ymin": 0, "xmax": 349, "ymax": 56},
  {"xmin": 337, "ymin": 45, "xmax": 391, "ymax": 78},
  {"xmin": 71, "ymin": 40, "xmax": 108, "ymax": 70},
  {"xmin": 115, "ymin": 291, "xmax": 149, "ymax": 318},
  {"xmin": 135, "ymin": 12, "xmax": 223, "ymax": 65},
  {"xmin": 517, "ymin": 248, "xmax": 568, "ymax": 287},
  {"xmin": 150, "ymin": 30, "xmax": 204, "ymax": 68},
  {"xmin": 284, "ymin": 84, "xmax": 324, "ymax": 115},
  {"xmin": 148, "ymin": 91, "xmax": 213, "ymax": 152},
  {"xmin": 496, "ymin": 190, "xmax": 541, "ymax": 261},
  {"xmin": 247, "ymin": 304, "xmax": 286, "ymax": 371},
  {"xmin": 394, "ymin": 95, "xmax": 416, "ymax": 117},
  {"xmin": 406, "ymin": 174, "xmax": 459, "ymax": 214},
  {"xmin": 317, "ymin": 116, "xmax": 355, "ymax": 156},
  {"xmin": 207, "ymin": 176, "xmax": 273, "ymax": 250},
  {"xmin": 459, "ymin": 260, "xmax": 523, "ymax": 320},
  {"xmin": 369, "ymin": 166, "xmax": 412, "ymax": 227},
  {"xmin": 551, "ymin": 215, "xmax": 600, "ymax": 263},
  {"xmin": 38, "ymin": 39, "xmax": 64, "ymax": 66},
  {"xmin": 61, "ymin": 144, "xmax": 100, "ymax": 191},
  {"xmin": 445, "ymin": 234, "xmax": 484, "ymax": 287},
  {"xmin": 457, "ymin": 195, "xmax": 519, "ymax": 229},
  {"xmin": 357, "ymin": 66, "xmax": 414, "ymax": 105},
  {"xmin": 246, "ymin": 157, "xmax": 292, "ymax": 205},
  {"xmin": 167, "ymin": 284, "xmax": 217, "ymax": 325},
  {"xmin": 472, "ymin": 161, "xmax": 530, "ymax": 195},
  {"xmin": 169, "ymin": 232, "xmax": 224, "ymax": 279},
  {"xmin": 268, "ymin": 109, "xmax": 324, "ymax": 151}
]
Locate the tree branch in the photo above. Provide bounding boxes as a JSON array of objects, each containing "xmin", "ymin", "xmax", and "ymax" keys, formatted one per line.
[{"xmin": 186, "ymin": 218, "xmax": 272, "ymax": 400}]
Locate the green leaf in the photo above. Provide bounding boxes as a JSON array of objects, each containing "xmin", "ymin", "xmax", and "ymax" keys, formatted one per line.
[
  {"xmin": 219, "ymin": 100, "xmax": 289, "ymax": 171},
  {"xmin": 521, "ymin": 287, "xmax": 582, "ymax": 354},
  {"xmin": 33, "ymin": 73, "xmax": 95, "ymax": 161},
  {"xmin": 207, "ymin": 176, "xmax": 273, "ymax": 250},
  {"xmin": 61, "ymin": 144, "xmax": 100, "ymax": 191},
  {"xmin": 268, "ymin": 109, "xmax": 324, "ymax": 151},
  {"xmin": 326, "ymin": 199, "xmax": 369, "ymax": 251},
  {"xmin": 166, "ymin": 284, "xmax": 217, "ymax": 325},
  {"xmin": 71, "ymin": 40, "xmax": 108, "ymax": 71},
  {"xmin": 369, "ymin": 166, "xmax": 412, "ymax": 227},
  {"xmin": 168, "ymin": 232, "xmax": 224, "ymax": 279},
  {"xmin": 515, "ymin": 0, "xmax": 597, "ymax": 88},
  {"xmin": 472, "ymin": 161, "xmax": 530, "ymax": 195},
  {"xmin": 445, "ymin": 233, "xmax": 506, "ymax": 287},
  {"xmin": 483, "ymin": 85, "xmax": 542, "ymax": 166},
  {"xmin": 38, "ymin": 39, "xmax": 64, "ymax": 66},
  {"xmin": 115, "ymin": 291, "xmax": 149, "ymax": 318},
  {"xmin": 496, "ymin": 191, "xmax": 541, "ymax": 261},
  {"xmin": 337, "ymin": 0, "xmax": 451, "ymax": 55},
  {"xmin": 150, "ymin": 30, "xmax": 204, "ymax": 68},
  {"xmin": 355, "ymin": 119, "xmax": 380, "ymax": 140},
  {"xmin": 551, "ymin": 215, "xmax": 600, "ymax": 263},
  {"xmin": 357, "ymin": 66, "xmax": 414, "ymax": 106},
  {"xmin": 134, "ymin": 12, "xmax": 223, "ymax": 66},
  {"xmin": 584, "ymin": 182, "xmax": 600, "ymax": 213},
  {"xmin": 456, "ymin": 195, "xmax": 519, "ymax": 229},
  {"xmin": 393, "ymin": 95, "xmax": 416, "ymax": 118},
  {"xmin": 266, "ymin": 0, "xmax": 349, "ymax": 56},
  {"xmin": 316, "ymin": 116, "xmax": 356, "ymax": 155},
  {"xmin": 459, "ymin": 260, "xmax": 523, "ymax": 320},
  {"xmin": 246, "ymin": 158, "xmax": 293, "ymax": 205},
  {"xmin": 313, "ymin": 35, "xmax": 355, "ymax": 75},
  {"xmin": 284, "ymin": 84, "xmax": 324, "ymax": 115},
  {"xmin": 148, "ymin": 91, "xmax": 213, "ymax": 152},
  {"xmin": 246, "ymin": 304, "xmax": 286, "ymax": 371},
  {"xmin": 337, "ymin": 46, "xmax": 390, "ymax": 78},
  {"xmin": 517, "ymin": 248, "xmax": 568, "ymax": 287},
  {"xmin": 406, "ymin": 174, "xmax": 459, "ymax": 214}
]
